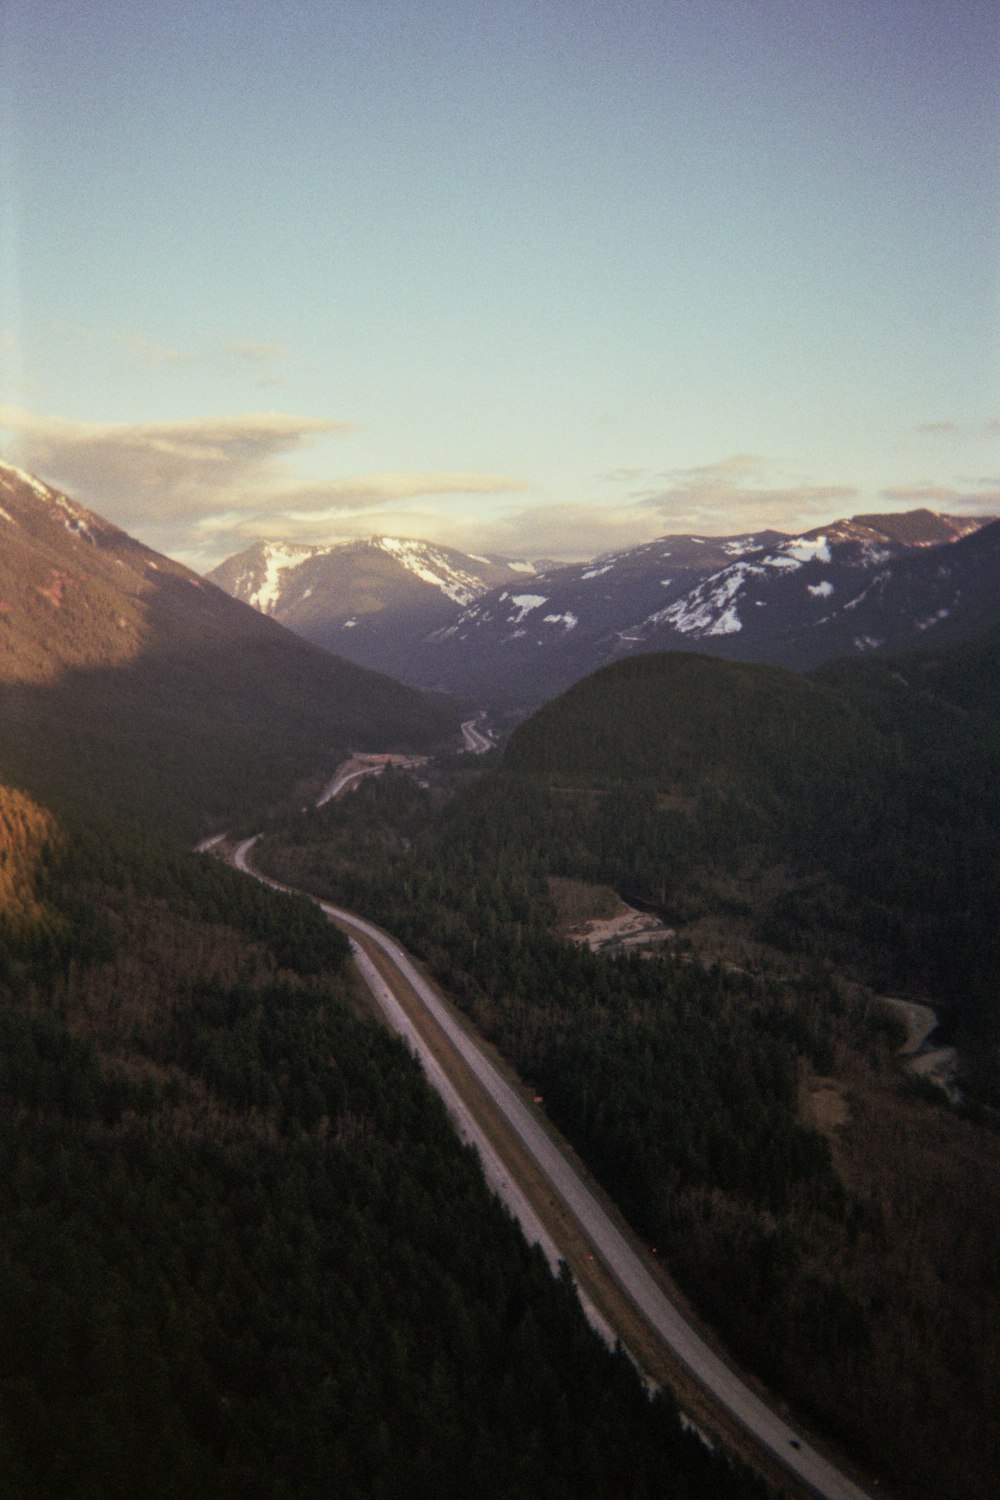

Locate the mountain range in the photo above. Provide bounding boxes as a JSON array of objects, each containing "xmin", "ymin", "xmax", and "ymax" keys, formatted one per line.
[
  {"xmin": 208, "ymin": 536, "xmax": 537, "ymax": 681},
  {"xmin": 209, "ymin": 509, "xmax": 999, "ymax": 704},
  {"xmin": 3, "ymin": 459, "xmax": 1000, "ymax": 1500}
]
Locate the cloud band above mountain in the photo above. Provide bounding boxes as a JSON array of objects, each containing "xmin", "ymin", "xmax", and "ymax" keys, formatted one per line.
[
  {"xmin": 1, "ymin": 404, "xmax": 996, "ymax": 573},
  {"xmin": 0, "ymin": 406, "xmax": 533, "ymax": 567}
]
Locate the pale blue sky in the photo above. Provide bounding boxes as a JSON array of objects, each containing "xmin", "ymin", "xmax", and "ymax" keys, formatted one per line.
[{"xmin": 2, "ymin": 0, "xmax": 997, "ymax": 567}]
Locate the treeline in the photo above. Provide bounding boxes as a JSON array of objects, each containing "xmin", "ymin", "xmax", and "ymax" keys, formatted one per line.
[
  {"xmin": 0, "ymin": 795, "xmax": 764, "ymax": 1500},
  {"xmin": 258, "ymin": 761, "xmax": 1000, "ymax": 1500}
]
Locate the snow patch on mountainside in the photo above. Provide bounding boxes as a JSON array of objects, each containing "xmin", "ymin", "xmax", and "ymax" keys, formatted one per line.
[
  {"xmin": 250, "ymin": 545, "xmax": 315, "ymax": 613},
  {"xmin": 785, "ymin": 536, "xmax": 832, "ymax": 564},
  {"xmin": 651, "ymin": 562, "xmax": 766, "ymax": 637},
  {"xmin": 637, "ymin": 531, "xmax": 861, "ymax": 640},
  {"xmin": 859, "ymin": 542, "xmax": 894, "ymax": 565},
  {"xmin": 0, "ymin": 462, "xmax": 99, "ymax": 542},
  {"xmin": 916, "ymin": 608, "xmax": 951, "ymax": 631},
  {"xmin": 375, "ymin": 537, "xmax": 487, "ymax": 605},
  {"xmin": 214, "ymin": 534, "xmax": 526, "ymax": 621},
  {"xmin": 506, "ymin": 593, "xmax": 548, "ymax": 624},
  {"xmin": 53, "ymin": 495, "xmax": 95, "ymax": 542},
  {"xmin": 0, "ymin": 462, "xmax": 54, "ymax": 502}
]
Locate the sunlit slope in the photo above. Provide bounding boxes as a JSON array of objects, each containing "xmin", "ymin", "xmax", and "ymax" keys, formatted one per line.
[
  {"xmin": 0, "ymin": 783, "xmax": 64, "ymax": 962},
  {"xmin": 0, "ymin": 465, "xmax": 458, "ymax": 834}
]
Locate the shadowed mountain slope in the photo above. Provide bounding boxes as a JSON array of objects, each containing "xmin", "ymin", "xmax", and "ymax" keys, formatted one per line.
[
  {"xmin": 0, "ymin": 464, "xmax": 458, "ymax": 836},
  {"xmin": 414, "ymin": 511, "xmax": 998, "ymax": 703}
]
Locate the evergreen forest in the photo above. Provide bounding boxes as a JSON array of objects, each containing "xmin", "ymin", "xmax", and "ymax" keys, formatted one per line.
[
  {"xmin": 0, "ymin": 787, "xmax": 765, "ymax": 1498},
  {"xmin": 256, "ymin": 631, "xmax": 1000, "ymax": 1500}
]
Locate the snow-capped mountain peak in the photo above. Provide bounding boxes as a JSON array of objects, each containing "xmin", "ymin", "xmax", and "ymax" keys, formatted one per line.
[
  {"xmin": 630, "ymin": 510, "xmax": 998, "ymax": 662},
  {"xmin": 208, "ymin": 508, "xmax": 1000, "ymax": 705},
  {"xmin": 206, "ymin": 534, "xmax": 538, "ymax": 676},
  {"xmin": 240, "ymin": 542, "xmax": 321, "ymax": 613},
  {"xmin": 372, "ymin": 537, "xmax": 506, "ymax": 606}
]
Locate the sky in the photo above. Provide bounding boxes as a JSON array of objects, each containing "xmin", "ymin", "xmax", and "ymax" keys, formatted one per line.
[{"xmin": 1, "ymin": 0, "xmax": 997, "ymax": 570}]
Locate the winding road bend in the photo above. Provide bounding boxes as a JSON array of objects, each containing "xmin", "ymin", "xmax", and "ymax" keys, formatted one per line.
[
  {"xmin": 229, "ymin": 833, "xmax": 876, "ymax": 1500},
  {"xmin": 460, "ymin": 713, "xmax": 495, "ymax": 754}
]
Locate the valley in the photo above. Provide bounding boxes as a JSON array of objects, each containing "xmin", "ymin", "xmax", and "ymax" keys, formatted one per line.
[
  {"xmin": 9, "ymin": 9, "xmax": 996, "ymax": 1498},
  {"xmin": 229, "ymin": 820, "xmax": 875, "ymax": 1500},
  {"xmin": 251, "ymin": 657, "xmax": 1000, "ymax": 1500},
  {"xmin": 1, "ymin": 464, "xmax": 998, "ymax": 1499}
]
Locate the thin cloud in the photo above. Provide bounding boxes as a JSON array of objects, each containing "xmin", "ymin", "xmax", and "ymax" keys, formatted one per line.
[
  {"xmin": 119, "ymin": 331, "xmax": 195, "ymax": 367},
  {"xmin": 444, "ymin": 503, "xmax": 669, "ymax": 563},
  {"xmin": 633, "ymin": 454, "xmax": 856, "ymax": 534},
  {"xmin": 880, "ymin": 484, "xmax": 964, "ymax": 504},
  {"xmin": 0, "ymin": 405, "xmax": 354, "ymax": 557},
  {"xmin": 662, "ymin": 454, "xmax": 767, "ymax": 483},
  {"xmin": 192, "ymin": 475, "xmax": 537, "ymax": 563},
  {"xmin": 52, "ymin": 322, "xmax": 195, "ymax": 367},
  {"xmin": 52, "ymin": 323, "xmax": 293, "ymax": 378},
  {"xmin": 0, "ymin": 405, "xmax": 533, "ymax": 568},
  {"xmin": 223, "ymin": 342, "xmax": 288, "ymax": 386},
  {"xmin": 916, "ymin": 420, "xmax": 958, "ymax": 434},
  {"xmin": 880, "ymin": 483, "xmax": 1000, "ymax": 513},
  {"xmin": 280, "ymin": 473, "xmax": 533, "ymax": 515},
  {"xmin": 597, "ymin": 467, "xmax": 648, "ymax": 485},
  {"xmin": 0, "ymin": 404, "xmax": 353, "ymax": 503},
  {"xmin": 225, "ymin": 340, "xmax": 287, "ymax": 365}
]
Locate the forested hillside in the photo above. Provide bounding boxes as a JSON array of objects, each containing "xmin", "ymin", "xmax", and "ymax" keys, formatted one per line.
[
  {"xmin": 0, "ymin": 805, "xmax": 762, "ymax": 1499},
  {"xmin": 504, "ymin": 645, "xmax": 1000, "ymax": 1095},
  {"xmin": 254, "ymin": 653, "xmax": 1000, "ymax": 1500},
  {"xmin": 0, "ymin": 785, "xmax": 62, "ymax": 964}
]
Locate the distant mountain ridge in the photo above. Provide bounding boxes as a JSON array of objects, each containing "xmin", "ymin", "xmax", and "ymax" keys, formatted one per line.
[
  {"xmin": 0, "ymin": 463, "xmax": 457, "ymax": 834},
  {"xmin": 207, "ymin": 536, "xmax": 535, "ymax": 678},
  {"xmin": 414, "ymin": 529, "xmax": 787, "ymax": 697},
  {"xmin": 208, "ymin": 508, "xmax": 998, "ymax": 704},
  {"xmin": 410, "ymin": 508, "xmax": 999, "ymax": 699},
  {"xmin": 627, "ymin": 509, "xmax": 995, "ymax": 666}
]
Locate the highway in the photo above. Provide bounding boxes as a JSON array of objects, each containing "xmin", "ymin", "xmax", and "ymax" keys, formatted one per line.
[
  {"xmin": 316, "ymin": 753, "xmax": 425, "ymax": 806},
  {"xmin": 229, "ymin": 832, "xmax": 876, "ymax": 1500},
  {"xmin": 460, "ymin": 713, "xmax": 494, "ymax": 754}
]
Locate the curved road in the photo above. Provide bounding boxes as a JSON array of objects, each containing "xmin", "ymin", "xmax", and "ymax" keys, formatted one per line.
[
  {"xmin": 230, "ymin": 835, "xmax": 875, "ymax": 1500},
  {"xmin": 460, "ymin": 714, "xmax": 495, "ymax": 754}
]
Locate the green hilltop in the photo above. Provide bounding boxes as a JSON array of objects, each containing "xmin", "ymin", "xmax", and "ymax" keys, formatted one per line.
[{"xmin": 504, "ymin": 640, "xmax": 1000, "ymax": 1090}]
